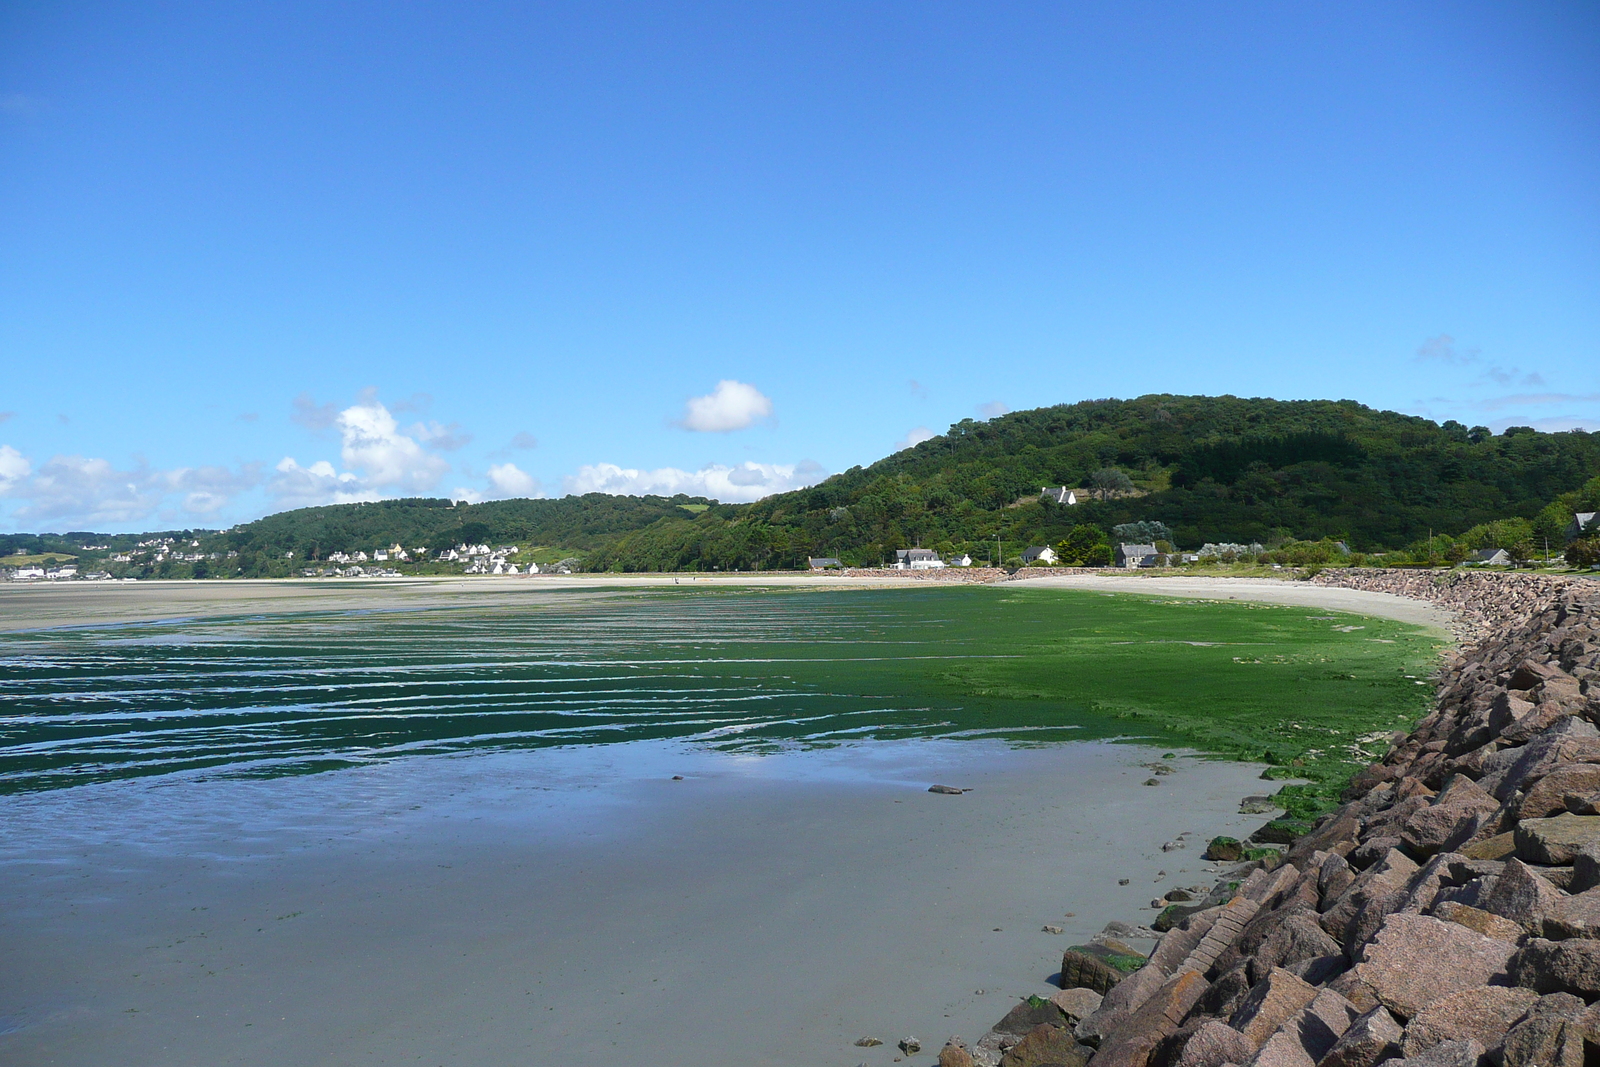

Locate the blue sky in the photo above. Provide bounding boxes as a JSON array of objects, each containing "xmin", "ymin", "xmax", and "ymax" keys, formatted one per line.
[{"xmin": 2, "ymin": 2, "xmax": 1597, "ymax": 532}]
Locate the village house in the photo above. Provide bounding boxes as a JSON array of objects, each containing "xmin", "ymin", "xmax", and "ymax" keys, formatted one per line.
[
  {"xmin": 1469, "ymin": 548, "xmax": 1513, "ymax": 566},
  {"xmin": 1573, "ymin": 512, "xmax": 1598, "ymax": 538},
  {"xmin": 808, "ymin": 557, "xmax": 844, "ymax": 570},
  {"xmin": 948, "ymin": 553, "xmax": 972, "ymax": 567},
  {"xmin": 892, "ymin": 548, "xmax": 945, "ymax": 570},
  {"xmin": 12, "ymin": 566, "xmax": 45, "ymax": 580},
  {"xmin": 1021, "ymin": 545, "xmax": 1057, "ymax": 564},
  {"xmin": 1040, "ymin": 487, "xmax": 1078, "ymax": 506},
  {"xmin": 1115, "ymin": 543, "xmax": 1159, "ymax": 568}
]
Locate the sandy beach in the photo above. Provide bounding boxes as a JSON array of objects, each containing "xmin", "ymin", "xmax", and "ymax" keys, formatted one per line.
[
  {"xmin": 1008, "ymin": 573, "xmax": 1457, "ymax": 630},
  {"xmin": 0, "ymin": 574, "xmax": 1453, "ymax": 1066},
  {"xmin": 0, "ymin": 738, "xmax": 1272, "ymax": 1067},
  {"xmin": 0, "ymin": 571, "xmax": 1457, "ymax": 633}
]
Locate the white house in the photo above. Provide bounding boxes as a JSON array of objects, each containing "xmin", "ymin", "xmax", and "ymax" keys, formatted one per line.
[
  {"xmin": 12, "ymin": 566, "xmax": 44, "ymax": 580},
  {"xmin": 1021, "ymin": 545, "xmax": 1057, "ymax": 565},
  {"xmin": 1041, "ymin": 487, "xmax": 1078, "ymax": 506},
  {"xmin": 948, "ymin": 553, "xmax": 972, "ymax": 567},
  {"xmin": 893, "ymin": 548, "xmax": 945, "ymax": 570},
  {"xmin": 1468, "ymin": 548, "xmax": 1513, "ymax": 566},
  {"xmin": 1574, "ymin": 513, "xmax": 1598, "ymax": 538},
  {"xmin": 46, "ymin": 566, "xmax": 78, "ymax": 579}
]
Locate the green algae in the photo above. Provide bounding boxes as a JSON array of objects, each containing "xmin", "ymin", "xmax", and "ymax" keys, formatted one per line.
[{"xmin": 0, "ymin": 584, "xmax": 1442, "ymax": 796}]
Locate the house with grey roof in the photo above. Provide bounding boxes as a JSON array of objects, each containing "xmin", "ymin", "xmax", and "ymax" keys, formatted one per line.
[{"xmin": 1115, "ymin": 543, "xmax": 1159, "ymax": 568}]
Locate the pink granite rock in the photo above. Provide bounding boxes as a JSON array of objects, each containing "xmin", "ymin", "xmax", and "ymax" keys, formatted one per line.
[
  {"xmin": 1400, "ymin": 986, "xmax": 1540, "ymax": 1057},
  {"xmin": 1349, "ymin": 913, "xmax": 1515, "ymax": 1020}
]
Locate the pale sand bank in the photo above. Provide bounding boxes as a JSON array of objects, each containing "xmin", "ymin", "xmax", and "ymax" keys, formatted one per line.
[
  {"xmin": 0, "ymin": 571, "xmax": 1454, "ymax": 632},
  {"xmin": 0, "ymin": 573, "xmax": 907, "ymax": 632},
  {"xmin": 1011, "ymin": 573, "xmax": 1457, "ymax": 631},
  {"xmin": 0, "ymin": 738, "xmax": 1271, "ymax": 1067}
]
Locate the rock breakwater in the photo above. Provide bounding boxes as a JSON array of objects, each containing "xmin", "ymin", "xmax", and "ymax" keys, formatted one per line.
[
  {"xmin": 941, "ymin": 575, "xmax": 1600, "ymax": 1067},
  {"xmin": 1307, "ymin": 569, "xmax": 1581, "ymax": 638}
]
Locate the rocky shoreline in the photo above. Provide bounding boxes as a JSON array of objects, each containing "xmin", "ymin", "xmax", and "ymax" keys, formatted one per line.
[{"xmin": 936, "ymin": 571, "xmax": 1600, "ymax": 1067}]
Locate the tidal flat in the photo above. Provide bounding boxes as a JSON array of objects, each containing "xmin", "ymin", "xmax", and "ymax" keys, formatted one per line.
[{"xmin": 0, "ymin": 582, "xmax": 1446, "ymax": 1065}]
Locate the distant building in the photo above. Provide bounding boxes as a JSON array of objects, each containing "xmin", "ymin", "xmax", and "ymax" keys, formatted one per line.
[
  {"xmin": 809, "ymin": 557, "xmax": 844, "ymax": 570},
  {"xmin": 1021, "ymin": 545, "xmax": 1057, "ymax": 565},
  {"xmin": 892, "ymin": 548, "xmax": 945, "ymax": 570},
  {"xmin": 1468, "ymin": 548, "xmax": 1513, "ymax": 566},
  {"xmin": 1041, "ymin": 487, "xmax": 1079, "ymax": 506},
  {"xmin": 948, "ymin": 553, "xmax": 972, "ymax": 567},
  {"xmin": 1572, "ymin": 512, "xmax": 1598, "ymax": 539},
  {"xmin": 1115, "ymin": 543, "xmax": 1159, "ymax": 568}
]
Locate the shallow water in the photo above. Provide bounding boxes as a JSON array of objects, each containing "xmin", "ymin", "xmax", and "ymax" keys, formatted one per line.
[
  {"xmin": 0, "ymin": 583, "xmax": 1432, "ymax": 1066},
  {"xmin": 0, "ymin": 587, "xmax": 1102, "ymax": 793}
]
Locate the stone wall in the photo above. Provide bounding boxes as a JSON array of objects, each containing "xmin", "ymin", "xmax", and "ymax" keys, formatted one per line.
[{"xmin": 939, "ymin": 577, "xmax": 1600, "ymax": 1067}]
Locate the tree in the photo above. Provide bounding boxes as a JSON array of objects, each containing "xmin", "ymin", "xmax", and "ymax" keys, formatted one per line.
[
  {"xmin": 1566, "ymin": 537, "xmax": 1600, "ymax": 569},
  {"xmin": 1090, "ymin": 467, "xmax": 1134, "ymax": 501},
  {"xmin": 1054, "ymin": 525, "xmax": 1111, "ymax": 566},
  {"xmin": 1113, "ymin": 520, "xmax": 1173, "ymax": 544}
]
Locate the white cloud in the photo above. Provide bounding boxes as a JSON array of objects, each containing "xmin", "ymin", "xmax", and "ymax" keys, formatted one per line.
[
  {"xmin": 22, "ymin": 456, "xmax": 158, "ymax": 524},
  {"xmin": 897, "ymin": 426, "xmax": 936, "ymax": 449},
  {"xmin": 273, "ymin": 396, "xmax": 452, "ymax": 508},
  {"xmin": 337, "ymin": 400, "xmax": 450, "ymax": 490},
  {"xmin": 407, "ymin": 420, "xmax": 473, "ymax": 451},
  {"xmin": 977, "ymin": 401, "xmax": 1009, "ymax": 419},
  {"xmin": 165, "ymin": 464, "xmax": 264, "ymax": 516},
  {"xmin": 290, "ymin": 392, "xmax": 339, "ymax": 432},
  {"xmin": 487, "ymin": 462, "xmax": 540, "ymax": 497},
  {"xmin": 1415, "ymin": 334, "xmax": 1477, "ymax": 365},
  {"xmin": 2, "ymin": 453, "xmax": 261, "ymax": 526},
  {"xmin": 564, "ymin": 460, "xmax": 824, "ymax": 502},
  {"xmin": 0, "ymin": 445, "xmax": 31, "ymax": 495},
  {"xmin": 680, "ymin": 380, "xmax": 774, "ymax": 432},
  {"xmin": 269, "ymin": 458, "xmax": 377, "ymax": 509}
]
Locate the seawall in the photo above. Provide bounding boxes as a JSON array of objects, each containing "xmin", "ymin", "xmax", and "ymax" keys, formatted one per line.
[{"xmin": 939, "ymin": 572, "xmax": 1600, "ymax": 1067}]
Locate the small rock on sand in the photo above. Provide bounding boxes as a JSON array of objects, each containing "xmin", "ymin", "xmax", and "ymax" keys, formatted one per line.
[
  {"xmin": 929, "ymin": 784, "xmax": 966, "ymax": 795},
  {"xmin": 855, "ymin": 1037, "xmax": 883, "ymax": 1047}
]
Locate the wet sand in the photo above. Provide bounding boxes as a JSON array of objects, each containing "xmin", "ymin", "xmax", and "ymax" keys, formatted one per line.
[
  {"xmin": 0, "ymin": 739, "xmax": 1271, "ymax": 1067},
  {"xmin": 0, "ymin": 571, "xmax": 1456, "ymax": 633},
  {"xmin": 0, "ymin": 572, "xmax": 1442, "ymax": 1066}
]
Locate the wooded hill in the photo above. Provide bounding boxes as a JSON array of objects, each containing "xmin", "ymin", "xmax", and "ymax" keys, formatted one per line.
[
  {"xmin": 585, "ymin": 395, "xmax": 1600, "ymax": 571},
  {"xmin": 9, "ymin": 395, "xmax": 1598, "ymax": 577}
]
